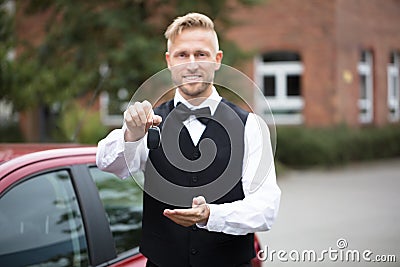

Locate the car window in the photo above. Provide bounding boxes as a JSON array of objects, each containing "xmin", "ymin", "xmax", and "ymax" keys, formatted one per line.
[
  {"xmin": 89, "ymin": 167, "xmax": 143, "ymax": 255},
  {"xmin": 0, "ymin": 170, "xmax": 88, "ymax": 267}
]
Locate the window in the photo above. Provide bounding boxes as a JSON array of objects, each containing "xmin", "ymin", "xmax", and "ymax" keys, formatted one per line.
[
  {"xmin": 287, "ymin": 75, "xmax": 302, "ymax": 96},
  {"xmin": 0, "ymin": 170, "xmax": 88, "ymax": 267},
  {"xmin": 358, "ymin": 50, "xmax": 374, "ymax": 123},
  {"xmin": 89, "ymin": 167, "xmax": 143, "ymax": 255},
  {"xmin": 99, "ymin": 89, "xmax": 129, "ymax": 127},
  {"xmin": 388, "ymin": 51, "xmax": 400, "ymax": 122},
  {"xmin": 255, "ymin": 51, "xmax": 304, "ymax": 124},
  {"xmin": 263, "ymin": 76, "xmax": 276, "ymax": 97}
]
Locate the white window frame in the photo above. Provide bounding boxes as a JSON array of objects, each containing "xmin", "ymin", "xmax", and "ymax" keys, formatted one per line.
[
  {"xmin": 387, "ymin": 52, "xmax": 400, "ymax": 122},
  {"xmin": 254, "ymin": 56, "xmax": 304, "ymax": 125},
  {"xmin": 0, "ymin": 99, "xmax": 15, "ymax": 123},
  {"xmin": 357, "ymin": 51, "xmax": 374, "ymax": 124},
  {"xmin": 99, "ymin": 91, "xmax": 128, "ymax": 127}
]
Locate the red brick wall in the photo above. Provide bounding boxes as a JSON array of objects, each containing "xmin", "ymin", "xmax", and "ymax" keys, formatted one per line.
[
  {"xmin": 335, "ymin": 0, "xmax": 400, "ymax": 127},
  {"xmin": 226, "ymin": 0, "xmax": 400, "ymax": 127}
]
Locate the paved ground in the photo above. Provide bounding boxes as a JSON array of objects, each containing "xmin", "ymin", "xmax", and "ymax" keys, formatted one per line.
[{"xmin": 257, "ymin": 159, "xmax": 400, "ymax": 266}]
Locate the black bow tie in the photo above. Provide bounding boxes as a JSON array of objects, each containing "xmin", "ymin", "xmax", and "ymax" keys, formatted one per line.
[{"xmin": 174, "ymin": 102, "xmax": 211, "ymax": 125}]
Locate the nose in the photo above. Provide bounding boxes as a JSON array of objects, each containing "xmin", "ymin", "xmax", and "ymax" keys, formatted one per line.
[{"xmin": 187, "ymin": 55, "xmax": 199, "ymax": 71}]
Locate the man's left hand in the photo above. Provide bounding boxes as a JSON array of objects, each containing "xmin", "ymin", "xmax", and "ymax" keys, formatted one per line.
[{"xmin": 163, "ymin": 196, "xmax": 210, "ymax": 227}]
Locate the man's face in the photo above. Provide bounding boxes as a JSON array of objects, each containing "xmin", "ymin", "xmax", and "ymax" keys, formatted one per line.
[{"xmin": 166, "ymin": 28, "xmax": 223, "ymax": 100}]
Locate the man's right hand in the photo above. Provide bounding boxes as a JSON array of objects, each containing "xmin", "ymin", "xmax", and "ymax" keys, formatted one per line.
[{"xmin": 123, "ymin": 100, "xmax": 162, "ymax": 142}]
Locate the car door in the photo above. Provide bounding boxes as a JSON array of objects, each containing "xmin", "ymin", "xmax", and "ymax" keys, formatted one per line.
[
  {"xmin": 86, "ymin": 165, "xmax": 146, "ymax": 267},
  {"xmin": 0, "ymin": 150, "xmax": 146, "ymax": 267},
  {"xmin": 0, "ymin": 167, "xmax": 91, "ymax": 267}
]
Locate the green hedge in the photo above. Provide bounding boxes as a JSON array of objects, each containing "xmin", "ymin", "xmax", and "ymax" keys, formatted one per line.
[
  {"xmin": 54, "ymin": 102, "xmax": 109, "ymax": 145},
  {"xmin": 275, "ymin": 124, "xmax": 400, "ymax": 167},
  {"xmin": 0, "ymin": 123, "xmax": 24, "ymax": 142}
]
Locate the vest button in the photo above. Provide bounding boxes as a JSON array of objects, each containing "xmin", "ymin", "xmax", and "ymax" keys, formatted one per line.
[
  {"xmin": 192, "ymin": 225, "xmax": 198, "ymax": 231},
  {"xmin": 192, "ymin": 151, "xmax": 200, "ymax": 159},
  {"xmin": 191, "ymin": 248, "xmax": 198, "ymax": 255},
  {"xmin": 192, "ymin": 176, "xmax": 198, "ymax": 183}
]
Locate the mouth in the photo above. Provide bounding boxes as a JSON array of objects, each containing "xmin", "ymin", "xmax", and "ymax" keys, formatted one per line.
[{"xmin": 182, "ymin": 74, "xmax": 202, "ymax": 82}]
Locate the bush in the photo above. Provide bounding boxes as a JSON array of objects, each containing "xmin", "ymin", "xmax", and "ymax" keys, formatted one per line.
[
  {"xmin": 0, "ymin": 122, "xmax": 24, "ymax": 142},
  {"xmin": 275, "ymin": 124, "xmax": 400, "ymax": 167},
  {"xmin": 54, "ymin": 102, "xmax": 108, "ymax": 144}
]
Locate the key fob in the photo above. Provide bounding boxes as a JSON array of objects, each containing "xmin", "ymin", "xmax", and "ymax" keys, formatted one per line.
[{"xmin": 147, "ymin": 126, "xmax": 161, "ymax": 149}]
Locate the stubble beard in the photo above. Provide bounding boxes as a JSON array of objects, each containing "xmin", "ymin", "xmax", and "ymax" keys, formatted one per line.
[{"xmin": 178, "ymin": 82, "xmax": 213, "ymax": 98}]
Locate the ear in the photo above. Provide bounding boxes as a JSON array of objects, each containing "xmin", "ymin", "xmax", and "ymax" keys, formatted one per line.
[
  {"xmin": 214, "ymin": 50, "xmax": 223, "ymax": 71},
  {"xmin": 165, "ymin": 52, "xmax": 171, "ymax": 69}
]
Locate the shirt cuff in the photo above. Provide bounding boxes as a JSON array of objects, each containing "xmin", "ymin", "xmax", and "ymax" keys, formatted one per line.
[{"xmin": 124, "ymin": 138, "xmax": 144, "ymax": 151}]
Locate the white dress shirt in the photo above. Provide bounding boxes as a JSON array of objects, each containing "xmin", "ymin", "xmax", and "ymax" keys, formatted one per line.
[{"xmin": 96, "ymin": 87, "xmax": 281, "ymax": 235}]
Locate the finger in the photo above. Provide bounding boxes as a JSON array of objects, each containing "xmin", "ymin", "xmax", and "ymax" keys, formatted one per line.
[
  {"xmin": 192, "ymin": 196, "xmax": 206, "ymax": 208},
  {"xmin": 163, "ymin": 210, "xmax": 186, "ymax": 223},
  {"xmin": 124, "ymin": 108, "xmax": 137, "ymax": 128},
  {"xmin": 164, "ymin": 209, "xmax": 193, "ymax": 222},
  {"xmin": 126, "ymin": 103, "xmax": 142, "ymax": 127},
  {"xmin": 147, "ymin": 109, "xmax": 154, "ymax": 124},
  {"xmin": 164, "ymin": 211, "xmax": 196, "ymax": 227},
  {"xmin": 164, "ymin": 208, "xmax": 189, "ymax": 216},
  {"xmin": 163, "ymin": 209, "xmax": 175, "ymax": 215},
  {"xmin": 142, "ymin": 100, "xmax": 154, "ymax": 123},
  {"xmin": 164, "ymin": 208, "xmax": 203, "ymax": 220},
  {"xmin": 145, "ymin": 110, "xmax": 155, "ymax": 131},
  {"xmin": 152, "ymin": 115, "xmax": 163, "ymax": 126},
  {"xmin": 133, "ymin": 102, "xmax": 148, "ymax": 125}
]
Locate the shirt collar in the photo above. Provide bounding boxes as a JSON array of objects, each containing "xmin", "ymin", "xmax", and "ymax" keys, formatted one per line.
[{"xmin": 173, "ymin": 86, "xmax": 222, "ymax": 116}]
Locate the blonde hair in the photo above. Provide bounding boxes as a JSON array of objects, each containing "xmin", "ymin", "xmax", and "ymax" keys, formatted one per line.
[{"xmin": 165, "ymin": 12, "xmax": 219, "ymax": 51}]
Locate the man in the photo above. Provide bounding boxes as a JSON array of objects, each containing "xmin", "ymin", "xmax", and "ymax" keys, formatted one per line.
[{"xmin": 97, "ymin": 12, "xmax": 280, "ymax": 267}]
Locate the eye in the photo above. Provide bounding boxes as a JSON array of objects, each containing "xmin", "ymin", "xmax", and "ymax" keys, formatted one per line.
[
  {"xmin": 177, "ymin": 52, "xmax": 187, "ymax": 58},
  {"xmin": 197, "ymin": 52, "xmax": 207, "ymax": 58}
]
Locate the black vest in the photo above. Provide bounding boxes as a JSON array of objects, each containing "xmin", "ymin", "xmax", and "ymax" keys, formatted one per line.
[{"xmin": 140, "ymin": 99, "xmax": 254, "ymax": 267}]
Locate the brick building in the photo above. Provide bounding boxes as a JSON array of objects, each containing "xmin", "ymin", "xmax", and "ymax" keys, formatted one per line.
[
  {"xmin": 4, "ymin": 0, "xmax": 400, "ymax": 141},
  {"xmin": 226, "ymin": 0, "xmax": 400, "ymax": 126}
]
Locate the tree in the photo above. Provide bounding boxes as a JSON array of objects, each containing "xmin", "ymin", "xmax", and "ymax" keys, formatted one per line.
[
  {"xmin": 0, "ymin": 0, "xmax": 15, "ymax": 109},
  {"xmin": 1, "ymin": 0, "xmax": 262, "ymax": 142}
]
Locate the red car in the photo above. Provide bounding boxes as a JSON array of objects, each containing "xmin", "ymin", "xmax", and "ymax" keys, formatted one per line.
[{"xmin": 0, "ymin": 144, "xmax": 262, "ymax": 267}]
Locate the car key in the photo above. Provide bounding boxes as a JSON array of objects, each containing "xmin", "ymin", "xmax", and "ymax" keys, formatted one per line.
[{"xmin": 147, "ymin": 125, "xmax": 161, "ymax": 149}]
